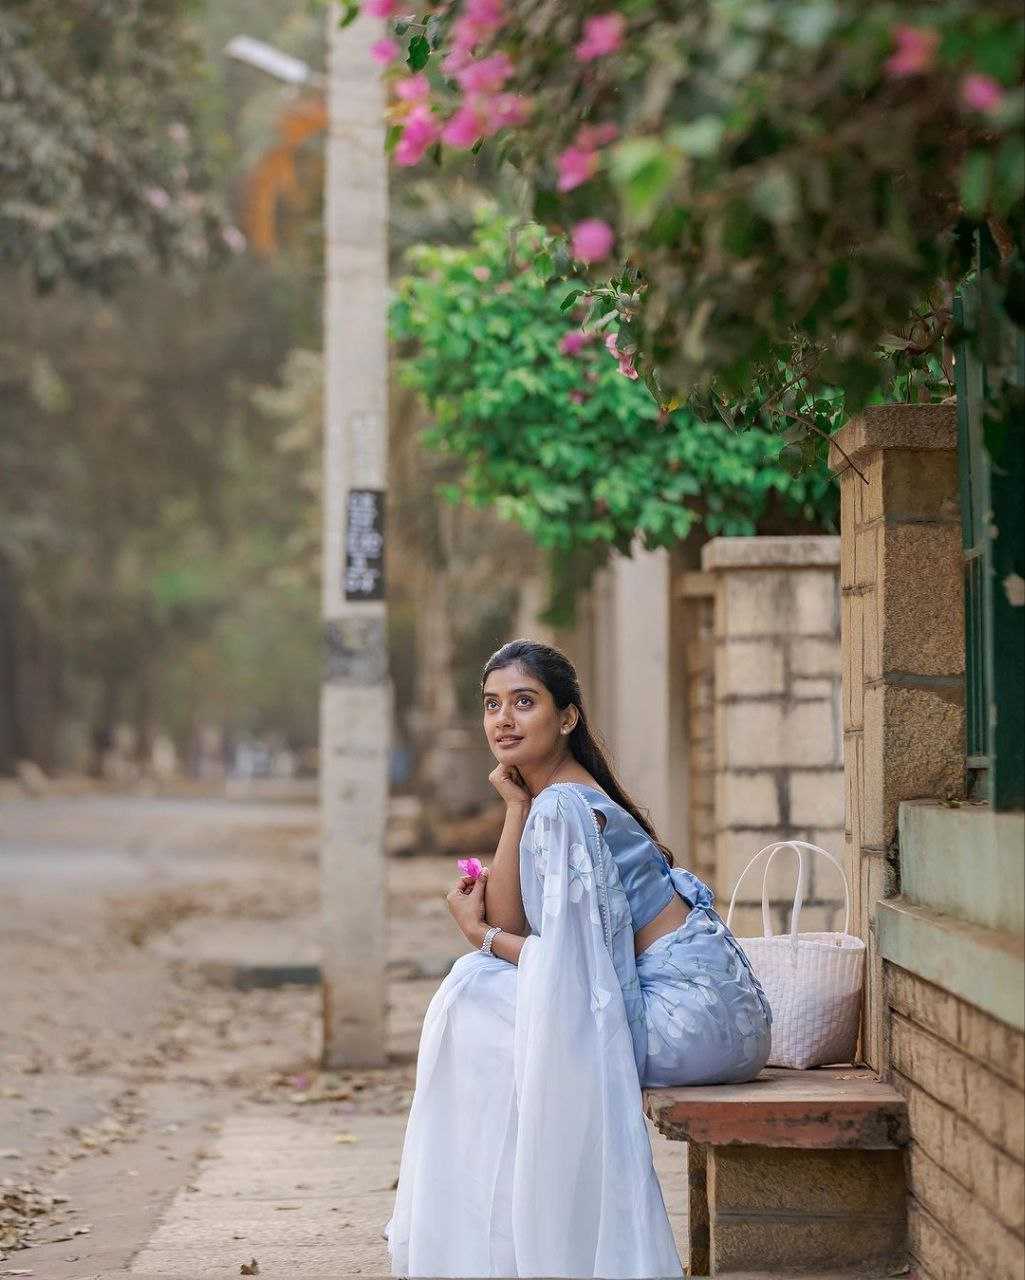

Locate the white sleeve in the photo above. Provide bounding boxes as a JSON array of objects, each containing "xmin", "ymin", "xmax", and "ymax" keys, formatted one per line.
[{"xmin": 512, "ymin": 788, "xmax": 683, "ymax": 1279}]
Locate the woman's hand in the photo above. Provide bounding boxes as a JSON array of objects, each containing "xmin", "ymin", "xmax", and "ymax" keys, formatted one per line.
[
  {"xmin": 446, "ymin": 869, "xmax": 490, "ymax": 947},
  {"xmin": 488, "ymin": 763, "xmax": 532, "ymax": 808}
]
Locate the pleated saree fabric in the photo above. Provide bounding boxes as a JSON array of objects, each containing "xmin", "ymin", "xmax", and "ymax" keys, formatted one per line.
[{"xmin": 384, "ymin": 781, "xmax": 771, "ymax": 1278}]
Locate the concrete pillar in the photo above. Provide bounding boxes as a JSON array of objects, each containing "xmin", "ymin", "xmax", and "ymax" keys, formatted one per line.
[
  {"xmin": 319, "ymin": 3, "xmax": 391, "ymax": 1068},
  {"xmin": 828, "ymin": 403, "xmax": 964, "ymax": 1071},
  {"xmin": 702, "ymin": 536, "xmax": 846, "ymax": 935},
  {"xmin": 675, "ymin": 572, "xmax": 717, "ymax": 883},
  {"xmin": 608, "ymin": 539, "xmax": 688, "ymax": 859}
]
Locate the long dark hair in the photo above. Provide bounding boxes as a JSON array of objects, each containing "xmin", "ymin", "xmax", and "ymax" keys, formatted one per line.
[{"xmin": 481, "ymin": 638, "xmax": 675, "ymax": 868}]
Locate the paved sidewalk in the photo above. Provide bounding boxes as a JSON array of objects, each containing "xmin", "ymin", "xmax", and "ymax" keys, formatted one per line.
[
  {"xmin": 126, "ymin": 1108, "xmax": 401, "ymax": 1278},
  {"xmin": 119, "ymin": 1106, "xmax": 687, "ymax": 1280}
]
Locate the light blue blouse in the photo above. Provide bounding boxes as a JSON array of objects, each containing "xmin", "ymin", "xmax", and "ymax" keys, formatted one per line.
[{"xmin": 568, "ymin": 782, "xmax": 679, "ymax": 930}]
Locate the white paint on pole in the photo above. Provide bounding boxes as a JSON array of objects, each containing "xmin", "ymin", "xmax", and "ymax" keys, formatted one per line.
[{"xmin": 320, "ymin": 2, "xmax": 391, "ymax": 1068}]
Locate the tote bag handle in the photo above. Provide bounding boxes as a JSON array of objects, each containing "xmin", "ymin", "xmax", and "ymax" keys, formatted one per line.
[{"xmin": 725, "ymin": 841, "xmax": 852, "ymax": 944}]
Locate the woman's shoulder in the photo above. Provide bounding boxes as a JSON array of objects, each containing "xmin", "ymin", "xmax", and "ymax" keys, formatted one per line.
[{"xmin": 527, "ymin": 781, "xmax": 597, "ymax": 825}]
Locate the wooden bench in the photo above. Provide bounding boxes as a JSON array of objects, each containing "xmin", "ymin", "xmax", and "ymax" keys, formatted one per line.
[{"xmin": 643, "ymin": 1067, "xmax": 910, "ymax": 1277}]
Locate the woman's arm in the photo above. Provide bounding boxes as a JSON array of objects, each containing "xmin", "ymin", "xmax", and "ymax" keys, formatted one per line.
[
  {"xmin": 468, "ymin": 921, "xmax": 527, "ymax": 966},
  {"xmin": 481, "ymin": 801, "xmax": 531, "ymax": 936}
]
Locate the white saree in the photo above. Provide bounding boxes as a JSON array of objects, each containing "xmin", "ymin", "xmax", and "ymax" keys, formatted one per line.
[{"xmin": 384, "ymin": 783, "xmax": 684, "ymax": 1279}]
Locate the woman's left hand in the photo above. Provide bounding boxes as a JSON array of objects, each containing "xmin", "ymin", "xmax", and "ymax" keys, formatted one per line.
[{"xmin": 446, "ymin": 869, "xmax": 489, "ymax": 945}]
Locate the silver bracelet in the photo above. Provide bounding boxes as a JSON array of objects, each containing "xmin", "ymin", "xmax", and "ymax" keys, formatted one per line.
[{"xmin": 480, "ymin": 924, "xmax": 503, "ymax": 956}]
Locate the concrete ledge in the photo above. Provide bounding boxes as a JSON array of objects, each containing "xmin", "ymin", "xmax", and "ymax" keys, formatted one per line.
[
  {"xmin": 702, "ymin": 536, "xmax": 840, "ymax": 572},
  {"xmin": 877, "ymin": 896, "xmax": 1025, "ymax": 1030},
  {"xmin": 828, "ymin": 403, "xmax": 957, "ymax": 474},
  {"xmin": 899, "ymin": 800, "xmax": 1025, "ymax": 933}
]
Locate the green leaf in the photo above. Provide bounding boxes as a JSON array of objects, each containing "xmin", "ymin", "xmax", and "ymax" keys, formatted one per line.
[
  {"xmin": 384, "ymin": 123, "xmax": 402, "ymax": 156},
  {"xmin": 560, "ymin": 289, "xmax": 585, "ymax": 312},
  {"xmin": 609, "ymin": 139, "xmax": 681, "ymax": 223},
  {"xmin": 960, "ymin": 150, "xmax": 993, "ymax": 219},
  {"xmin": 337, "ymin": 0, "xmax": 360, "ymax": 29},
  {"xmin": 407, "ymin": 34, "xmax": 430, "ymax": 71},
  {"xmin": 669, "ymin": 116, "xmax": 725, "ymax": 158}
]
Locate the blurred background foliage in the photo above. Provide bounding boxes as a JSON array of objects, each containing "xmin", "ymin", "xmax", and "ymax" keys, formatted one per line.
[{"xmin": 0, "ymin": 0, "xmax": 546, "ymax": 778}]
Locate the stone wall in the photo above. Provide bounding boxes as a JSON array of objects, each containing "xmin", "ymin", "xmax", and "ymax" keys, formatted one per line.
[
  {"xmin": 701, "ymin": 537, "xmax": 847, "ymax": 935},
  {"xmin": 888, "ymin": 966, "xmax": 1024, "ymax": 1280},
  {"xmin": 830, "ymin": 404, "xmax": 1024, "ymax": 1280},
  {"xmin": 828, "ymin": 403, "xmax": 964, "ymax": 1069}
]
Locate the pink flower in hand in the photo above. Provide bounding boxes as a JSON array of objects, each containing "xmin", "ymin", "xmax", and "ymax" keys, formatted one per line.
[
  {"xmin": 560, "ymin": 329, "xmax": 592, "ymax": 356},
  {"xmin": 395, "ymin": 73, "xmax": 431, "ymax": 102},
  {"xmin": 557, "ymin": 145, "xmax": 599, "ymax": 192},
  {"xmin": 572, "ymin": 218, "xmax": 614, "ymax": 263},
  {"xmin": 395, "ymin": 104, "xmax": 441, "ymax": 165},
  {"xmin": 371, "ymin": 38, "xmax": 399, "ymax": 64},
  {"xmin": 961, "ymin": 73, "xmax": 1004, "ymax": 112},
  {"xmin": 457, "ymin": 857, "xmax": 485, "ymax": 880},
  {"xmin": 365, "ymin": 0, "xmax": 398, "ymax": 17},
  {"xmin": 885, "ymin": 25, "xmax": 939, "ymax": 77},
  {"xmin": 574, "ymin": 13, "xmax": 625, "ymax": 62}
]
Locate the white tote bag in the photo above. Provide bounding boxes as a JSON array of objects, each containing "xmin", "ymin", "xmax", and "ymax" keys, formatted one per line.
[{"xmin": 725, "ymin": 841, "xmax": 866, "ymax": 1069}]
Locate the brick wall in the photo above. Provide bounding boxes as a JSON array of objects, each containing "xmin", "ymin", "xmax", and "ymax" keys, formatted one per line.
[
  {"xmin": 700, "ymin": 537, "xmax": 847, "ymax": 935},
  {"xmin": 887, "ymin": 966, "xmax": 1024, "ymax": 1280}
]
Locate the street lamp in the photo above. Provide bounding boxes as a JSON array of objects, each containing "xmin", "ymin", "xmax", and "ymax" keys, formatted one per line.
[{"xmin": 224, "ymin": 35, "xmax": 326, "ymax": 89}]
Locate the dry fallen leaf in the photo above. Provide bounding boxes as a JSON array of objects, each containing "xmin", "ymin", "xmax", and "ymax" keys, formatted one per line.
[
  {"xmin": 240, "ymin": 1260, "xmax": 260, "ymax": 1276},
  {"xmin": 333, "ymin": 1133, "xmax": 359, "ymax": 1144}
]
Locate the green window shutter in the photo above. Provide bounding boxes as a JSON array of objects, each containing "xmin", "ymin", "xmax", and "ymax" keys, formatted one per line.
[{"xmin": 954, "ymin": 247, "xmax": 1025, "ymax": 812}]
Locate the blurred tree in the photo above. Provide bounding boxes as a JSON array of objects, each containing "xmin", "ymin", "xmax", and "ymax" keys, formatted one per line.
[{"xmin": 0, "ymin": 0, "xmax": 229, "ymax": 291}]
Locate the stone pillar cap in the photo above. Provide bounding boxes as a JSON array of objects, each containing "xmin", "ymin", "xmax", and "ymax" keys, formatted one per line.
[
  {"xmin": 701, "ymin": 535, "xmax": 840, "ymax": 572},
  {"xmin": 828, "ymin": 403, "xmax": 957, "ymax": 475}
]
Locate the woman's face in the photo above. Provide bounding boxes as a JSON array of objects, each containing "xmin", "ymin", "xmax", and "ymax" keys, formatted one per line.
[{"xmin": 482, "ymin": 664, "xmax": 568, "ymax": 763}]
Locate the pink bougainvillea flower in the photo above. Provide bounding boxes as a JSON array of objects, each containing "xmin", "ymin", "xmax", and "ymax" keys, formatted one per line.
[
  {"xmin": 884, "ymin": 25, "xmax": 939, "ymax": 77},
  {"xmin": 371, "ymin": 38, "xmax": 400, "ymax": 64},
  {"xmin": 576, "ymin": 122, "xmax": 619, "ymax": 150},
  {"xmin": 457, "ymin": 857, "xmax": 485, "ymax": 880},
  {"xmin": 472, "ymin": 265, "xmax": 491, "ymax": 281},
  {"xmin": 365, "ymin": 0, "xmax": 398, "ymax": 16},
  {"xmin": 574, "ymin": 13, "xmax": 625, "ymax": 62},
  {"xmin": 455, "ymin": 51, "xmax": 514, "ymax": 93},
  {"xmin": 560, "ymin": 329, "xmax": 592, "ymax": 356},
  {"xmin": 465, "ymin": 0, "xmax": 504, "ymax": 31},
  {"xmin": 572, "ymin": 218, "xmax": 614, "ymax": 263},
  {"xmin": 441, "ymin": 102, "xmax": 484, "ymax": 147},
  {"xmin": 395, "ymin": 104, "xmax": 441, "ymax": 165},
  {"xmin": 960, "ymin": 73, "xmax": 1004, "ymax": 112},
  {"xmin": 394, "ymin": 73, "xmax": 431, "ymax": 102},
  {"xmin": 569, "ymin": 388, "xmax": 589, "ymax": 405},
  {"xmin": 485, "ymin": 92, "xmax": 530, "ymax": 130},
  {"xmin": 557, "ymin": 145, "xmax": 600, "ymax": 192},
  {"xmin": 604, "ymin": 330, "xmax": 638, "ymax": 379}
]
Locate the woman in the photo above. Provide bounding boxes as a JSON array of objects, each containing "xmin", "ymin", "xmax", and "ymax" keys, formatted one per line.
[{"xmin": 384, "ymin": 640, "xmax": 772, "ymax": 1279}]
